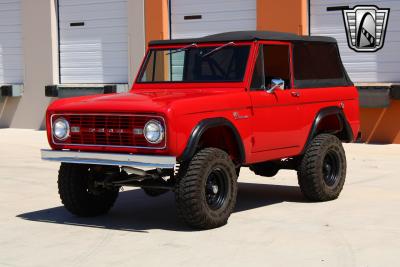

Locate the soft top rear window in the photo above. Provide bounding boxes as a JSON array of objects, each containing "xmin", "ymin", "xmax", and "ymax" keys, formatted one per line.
[
  {"xmin": 137, "ymin": 45, "xmax": 250, "ymax": 83},
  {"xmin": 293, "ymin": 42, "xmax": 352, "ymax": 88}
]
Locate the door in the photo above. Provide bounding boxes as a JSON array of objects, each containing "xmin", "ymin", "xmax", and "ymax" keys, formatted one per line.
[
  {"xmin": 170, "ymin": 0, "xmax": 256, "ymax": 39},
  {"xmin": 0, "ymin": 0, "xmax": 23, "ymax": 84},
  {"xmin": 249, "ymin": 43, "xmax": 302, "ymax": 154},
  {"xmin": 58, "ymin": 0, "xmax": 128, "ymax": 84}
]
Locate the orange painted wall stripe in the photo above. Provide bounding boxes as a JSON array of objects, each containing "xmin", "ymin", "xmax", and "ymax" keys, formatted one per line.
[
  {"xmin": 360, "ymin": 101, "xmax": 400, "ymax": 144},
  {"xmin": 145, "ymin": 0, "xmax": 169, "ymax": 47},
  {"xmin": 257, "ymin": 0, "xmax": 308, "ymax": 35}
]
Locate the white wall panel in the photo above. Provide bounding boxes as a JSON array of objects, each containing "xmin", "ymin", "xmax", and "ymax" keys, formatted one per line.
[
  {"xmin": 310, "ymin": 0, "xmax": 400, "ymax": 83},
  {"xmin": 59, "ymin": 0, "xmax": 128, "ymax": 83},
  {"xmin": 0, "ymin": 0, "xmax": 23, "ymax": 84},
  {"xmin": 171, "ymin": 0, "xmax": 256, "ymax": 39}
]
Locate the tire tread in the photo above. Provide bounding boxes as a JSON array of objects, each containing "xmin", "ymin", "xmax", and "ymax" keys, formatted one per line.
[
  {"xmin": 58, "ymin": 163, "xmax": 118, "ymax": 217},
  {"xmin": 297, "ymin": 134, "xmax": 347, "ymax": 201},
  {"xmin": 175, "ymin": 148, "xmax": 238, "ymax": 229}
]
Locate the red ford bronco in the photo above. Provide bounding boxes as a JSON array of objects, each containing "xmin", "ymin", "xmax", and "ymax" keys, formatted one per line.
[{"xmin": 42, "ymin": 31, "xmax": 360, "ymax": 229}]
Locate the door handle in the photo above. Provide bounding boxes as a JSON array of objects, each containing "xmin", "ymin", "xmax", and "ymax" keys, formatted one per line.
[{"xmin": 291, "ymin": 91, "xmax": 301, "ymax": 97}]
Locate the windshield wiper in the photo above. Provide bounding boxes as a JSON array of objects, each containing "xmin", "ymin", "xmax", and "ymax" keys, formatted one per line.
[
  {"xmin": 166, "ymin": 43, "xmax": 197, "ymax": 55},
  {"xmin": 201, "ymin": 42, "xmax": 235, "ymax": 58}
]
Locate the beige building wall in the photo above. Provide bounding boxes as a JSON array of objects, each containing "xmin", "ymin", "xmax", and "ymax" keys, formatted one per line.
[
  {"xmin": 128, "ymin": 0, "xmax": 146, "ymax": 86},
  {"xmin": 0, "ymin": 0, "xmax": 58, "ymax": 129},
  {"xmin": 0, "ymin": 0, "xmax": 146, "ymax": 129}
]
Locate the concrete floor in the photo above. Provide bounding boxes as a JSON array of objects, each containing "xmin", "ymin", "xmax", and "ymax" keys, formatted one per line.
[{"xmin": 0, "ymin": 129, "xmax": 399, "ymax": 267}]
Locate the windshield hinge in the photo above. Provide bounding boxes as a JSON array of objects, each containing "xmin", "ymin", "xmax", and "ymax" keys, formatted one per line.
[
  {"xmin": 201, "ymin": 42, "xmax": 236, "ymax": 58},
  {"xmin": 166, "ymin": 43, "xmax": 197, "ymax": 55}
]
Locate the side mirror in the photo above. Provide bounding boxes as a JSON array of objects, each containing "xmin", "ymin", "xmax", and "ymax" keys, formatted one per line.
[{"xmin": 267, "ymin": 78, "xmax": 285, "ymax": 94}]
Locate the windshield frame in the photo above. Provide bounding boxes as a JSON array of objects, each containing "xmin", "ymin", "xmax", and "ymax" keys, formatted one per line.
[{"xmin": 134, "ymin": 42, "xmax": 254, "ymax": 85}]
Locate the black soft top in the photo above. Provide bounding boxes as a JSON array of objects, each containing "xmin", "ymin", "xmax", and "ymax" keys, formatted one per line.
[
  {"xmin": 149, "ymin": 31, "xmax": 337, "ymax": 46},
  {"xmin": 148, "ymin": 31, "xmax": 352, "ymax": 88}
]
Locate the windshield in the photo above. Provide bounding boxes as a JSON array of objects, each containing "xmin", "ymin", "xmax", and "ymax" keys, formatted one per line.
[{"xmin": 137, "ymin": 44, "xmax": 250, "ymax": 83}]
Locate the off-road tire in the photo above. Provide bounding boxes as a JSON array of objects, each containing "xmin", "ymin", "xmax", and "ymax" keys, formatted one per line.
[
  {"xmin": 142, "ymin": 188, "xmax": 169, "ymax": 197},
  {"xmin": 58, "ymin": 163, "xmax": 119, "ymax": 216},
  {"xmin": 297, "ymin": 134, "xmax": 346, "ymax": 201},
  {"xmin": 175, "ymin": 148, "xmax": 238, "ymax": 229}
]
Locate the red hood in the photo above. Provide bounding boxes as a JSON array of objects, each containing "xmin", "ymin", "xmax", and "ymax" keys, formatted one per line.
[{"xmin": 47, "ymin": 88, "xmax": 247, "ymax": 116}]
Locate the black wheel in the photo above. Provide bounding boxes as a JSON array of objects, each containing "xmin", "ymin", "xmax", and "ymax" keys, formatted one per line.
[
  {"xmin": 175, "ymin": 148, "xmax": 238, "ymax": 229},
  {"xmin": 142, "ymin": 188, "xmax": 169, "ymax": 197},
  {"xmin": 58, "ymin": 163, "xmax": 119, "ymax": 216},
  {"xmin": 297, "ymin": 134, "xmax": 346, "ymax": 201}
]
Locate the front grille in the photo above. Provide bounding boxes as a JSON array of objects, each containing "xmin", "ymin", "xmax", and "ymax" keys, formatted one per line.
[{"xmin": 51, "ymin": 114, "xmax": 165, "ymax": 149}]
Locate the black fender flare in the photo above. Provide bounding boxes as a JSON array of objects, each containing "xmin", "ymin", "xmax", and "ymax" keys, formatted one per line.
[
  {"xmin": 179, "ymin": 117, "xmax": 246, "ymax": 163},
  {"xmin": 302, "ymin": 106, "xmax": 354, "ymax": 153}
]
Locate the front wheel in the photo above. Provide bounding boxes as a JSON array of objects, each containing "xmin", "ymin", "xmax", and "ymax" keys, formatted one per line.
[
  {"xmin": 297, "ymin": 134, "xmax": 347, "ymax": 201},
  {"xmin": 175, "ymin": 148, "xmax": 238, "ymax": 229},
  {"xmin": 58, "ymin": 163, "xmax": 119, "ymax": 216}
]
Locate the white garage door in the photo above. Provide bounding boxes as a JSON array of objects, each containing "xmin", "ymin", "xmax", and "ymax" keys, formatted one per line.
[
  {"xmin": 170, "ymin": 0, "xmax": 256, "ymax": 39},
  {"xmin": 0, "ymin": 0, "xmax": 23, "ymax": 84},
  {"xmin": 310, "ymin": 0, "xmax": 400, "ymax": 83},
  {"xmin": 59, "ymin": 0, "xmax": 128, "ymax": 84}
]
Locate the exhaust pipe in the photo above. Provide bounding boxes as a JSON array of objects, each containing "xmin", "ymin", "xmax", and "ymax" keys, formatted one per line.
[{"xmin": 122, "ymin": 166, "xmax": 147, "ymax": 177}]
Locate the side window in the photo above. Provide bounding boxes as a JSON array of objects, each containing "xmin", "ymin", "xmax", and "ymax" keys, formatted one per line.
[
  {"xmin": 250, "ymin": 44, "xmax": 291, "ymax": 90},
  {"xmin": 263, "ymin": 45, "xmax": 291, "ymax": 89},
  {"xmin": 293, "ymin": 43, "xmax": 344, "ymax": 80},
  {"xmin": 250, "ymin": 46, "xmax": 265, "ymax": 90}
]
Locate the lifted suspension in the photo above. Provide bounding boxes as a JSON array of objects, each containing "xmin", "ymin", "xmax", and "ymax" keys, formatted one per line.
[{"xmin": 92, "ymin": 166, "xmax": 175, "ymax": 190}]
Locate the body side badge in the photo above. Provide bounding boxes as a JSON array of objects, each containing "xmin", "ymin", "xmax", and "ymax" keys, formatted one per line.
[{"xmin": 233, "ymin": 112, "xmax": 249, "ymax": 120}]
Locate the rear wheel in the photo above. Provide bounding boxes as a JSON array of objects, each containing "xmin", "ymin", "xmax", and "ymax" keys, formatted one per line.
[
  {"xmin": 297, "ymin": 134, "xmax": 346, "ymax": 201},
  {"xmin": 58, "ymin": 163, "xmax": 119, "ymax": 216},
  {"xmin": 175, "ymin": 148, "xmax": 238, "ymax": 229}
]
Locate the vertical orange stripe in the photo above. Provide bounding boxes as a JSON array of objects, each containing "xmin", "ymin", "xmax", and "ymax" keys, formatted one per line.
[
  {"xmin": 366, "ymin": 108, "xmax": 387, "ymax": 143},
  {"xmin": 257, "ymin": 0, "xmax": 308, "ymax": 35},
  {"xmin": 145, "ymin": 0, "xmax": 169, "ymax": 47},
  {"xmin": 360, "ymin": 100, "xmax": 400, "ymax": 144}
]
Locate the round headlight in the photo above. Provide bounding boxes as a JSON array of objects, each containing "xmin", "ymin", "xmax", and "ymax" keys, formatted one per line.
[
  {"xmin": 144, "ymin": 120, "xmax": 164, "ymax": 144},
  {"xmin": 53, "ymin": 117, "xmax": 70, "ymax": 141}
]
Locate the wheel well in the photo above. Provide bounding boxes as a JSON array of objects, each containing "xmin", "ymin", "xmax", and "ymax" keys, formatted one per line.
[
  {"xmin": 316, "ymin": 113, "xmax": 352, "ymax": 142},
  {"xmin": 179, "ymin": 118, "xmax": 245, "ymax": 164},
  {"xmin": 302, "ymin": 107, "xmax": 354, "ymax": 154},
  {"xmin": 197, "ymin": 126, "xmax": 241, "ymax": 164}
]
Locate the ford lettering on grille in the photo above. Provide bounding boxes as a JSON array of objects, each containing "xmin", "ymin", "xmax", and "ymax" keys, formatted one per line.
[{"xmin": 51, "ymin": 114, "xmax": 165, "ymax": 149}]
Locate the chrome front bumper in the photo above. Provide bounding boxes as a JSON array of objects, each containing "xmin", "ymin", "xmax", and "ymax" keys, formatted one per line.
[{"xmin": 40, "ymin": 149, "xmax": 176, "ymax": 170}]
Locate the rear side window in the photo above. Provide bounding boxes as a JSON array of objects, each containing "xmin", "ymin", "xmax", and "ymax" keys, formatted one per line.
[{"xmin": 293, "ymin": 43, "xmax": 344, "ymax": 80}]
